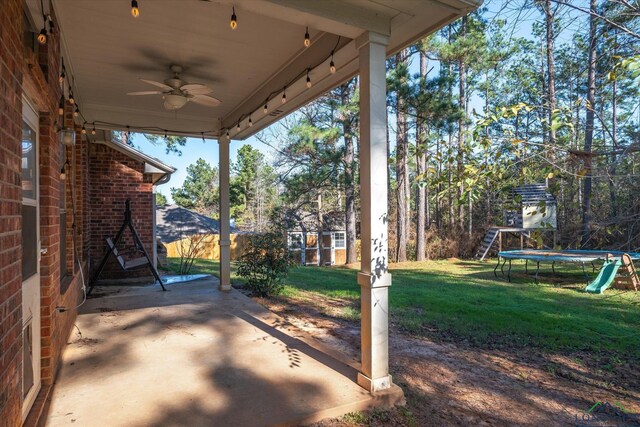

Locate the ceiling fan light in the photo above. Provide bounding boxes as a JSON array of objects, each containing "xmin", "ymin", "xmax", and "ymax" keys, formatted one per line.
[{"xmin": 164, "ymin": 94, "xmax": 188, "ymax": 109}]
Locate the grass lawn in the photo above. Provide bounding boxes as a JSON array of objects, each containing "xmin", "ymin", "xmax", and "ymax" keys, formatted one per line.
[{"xmin": 166, "ymin": 257, "xmax": 640, "ymax": 356}]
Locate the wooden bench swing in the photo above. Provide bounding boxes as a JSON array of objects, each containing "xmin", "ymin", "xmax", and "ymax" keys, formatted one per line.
[{"xmin": 88, "ymin": 199, "xmax": 166, "ymax": 295}]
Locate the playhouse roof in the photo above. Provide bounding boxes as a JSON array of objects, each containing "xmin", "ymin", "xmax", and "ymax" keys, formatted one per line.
[{"xmin": 513, "ymin": 184, "xmax": 556, "ymax": 204}]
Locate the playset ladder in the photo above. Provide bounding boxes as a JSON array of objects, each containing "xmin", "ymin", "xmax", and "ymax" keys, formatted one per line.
[{"xmin": 614, "ymin": 253, "xmax": 639, "ymax": 292}]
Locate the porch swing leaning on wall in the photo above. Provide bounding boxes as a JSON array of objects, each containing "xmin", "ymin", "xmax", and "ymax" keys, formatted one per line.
[{"xmin": 88, "ymin": 199, "xmax": 166, "ymax": 294}]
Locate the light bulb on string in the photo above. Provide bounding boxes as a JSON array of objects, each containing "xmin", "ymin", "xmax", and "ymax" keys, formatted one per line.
[
  {"xmin": 131, "ymin": 0, "xmax": 139, "ymax": 18},
  {"xmin": 281, "ymin": 89, "xmax": 287, "ymax": 104},
  {"xmin": 248, "ymin": 116, "xmax": 253, "ymax": 127},
  {"xmin": 263, "ymin": 103, "xmax": 268, "ymax": 114},
  {"xmin": 47, "ymin": 15, "xmax": 54, "ymax": 33},
  {"xmin": 37, "ymin": 27, "xmax": 47, "ymax": 44},
  {"xmin": 237, "ymin": 121, "xmax": 241, "ymax": 131},
  {"xmin": 226, "ymin": 129, "xmax": 230, "ymax": 138},
  {"xmin": 91, "ymin": 124, "xmax": 96, "ymax": 136},
  {"xmin": 59, "ymin": 68, "xmax": 65, "ymax": 84},
  {"xmin": 58, "ymin": 96, "xmax": 65, "ymax": 116},
  {"xmin": 68, "ymin": 89, "xmax": 75, "ymax": 105},
  {"xmin": 201, "ymin": 133, "xmax": 205, "ymax": 143},
  {"xmin": 73, "ymin": 105, "xmax": 79, "ymax": 118},
  {"xmin": 330, "ymin": 53, "xmax": 336, "ymax": 74},
  {"xmin": 230, "ymin": 7, "xmax": 237, "ymax": 29},
  {"xmin": 304, "ymin": 27, "xmax": 310, "ymax": 47},
  {"xmin": 306, "ymin": 69, "xmax": 312, "ymax": 88},
  {"xmin": 81, "ymin": 124, "xmax": 87, "ymax": 135}
]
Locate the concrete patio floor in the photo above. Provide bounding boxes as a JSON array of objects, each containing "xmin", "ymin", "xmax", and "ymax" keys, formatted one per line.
[{"xmin": 43, "ymin": 278, "xmax": 403, "ymax": 427}]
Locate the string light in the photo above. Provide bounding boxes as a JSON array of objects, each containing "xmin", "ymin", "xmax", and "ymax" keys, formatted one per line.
[
  {"xmin": 59, "ymin": 68, "xmax": 65, "ymax": 84},
  {"xmin": 304, "ymin": 27, "xmax": 310, "ymax": 47},
  {"xmin": 281, "ymin": 88, "xmax": 287, "ymax": 104},
  {"xmin": 263, "ymin": 103, "xmax": 268, "ymax": 114},
  {"xmin": 47, "ymin": 15, "xmax": 54, "ymax": 33},
  {"xmin": 237, "ymin": 121, "xmax": 241, "ymax": 131},
  {"xmin": 37, "ymin": 1, "xmax": 47, "ymax": 44},
  {"xmin": 131, "ymin": 0, "xmax": 139, "ymax": 18},
  {"xmin": 330, "ymin": 52, "xmax": 336, "ymax": 74},
  {"xmin": 58, "ymin": 96, "xmax": 65, "ymax": 116},
  {"xmin": 91, "ymin": 124, "xmax": 96, "ymax": 136},
  {"xmin": 81, "ymin": 124, "xmax": 87, "ymax": 135},
  {"xmin": 37, "ymin": 27, "xmax": 47, "ymax": 44},
  {"xmin": 68, "ymin": 88, "xmax": 75, "ymax": 105},
  {"xmin": 230, "ymin": 7, "xmax": 237, "ymax": 30},
  {"xmin": 201, "ymin": 132, "xmax": 205, "ymax": 143},
  {"xmin": 248, "ymin": 116, "xmax": 253, "ymax": 127},
  {"xmin": 306, "ymin": 69, "xmax": 312, "ymax": 88},
  {"xmin": 226, "ymin": 128, "xmax": 230, "ymax": 138},
  {"xmin": 73, "ymin": 105, "xmax": 80, "ymax": 118}
]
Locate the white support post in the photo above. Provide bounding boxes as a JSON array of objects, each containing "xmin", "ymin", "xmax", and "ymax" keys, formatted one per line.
[
  {"xmin": 219, "ymin": 138, "xmax": 231, "ymax": 291},
  {"xmin": 356, "ymin": 31, "xmax": 392, "ymax": 393}
]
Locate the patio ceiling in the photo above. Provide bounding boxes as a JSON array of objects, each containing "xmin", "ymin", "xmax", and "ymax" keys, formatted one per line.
[{"xmin": 37, "ymin": 0, "xmax": 479, "ymax": 139}]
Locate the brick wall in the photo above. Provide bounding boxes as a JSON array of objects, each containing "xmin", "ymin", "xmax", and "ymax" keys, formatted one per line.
[
  {"xmin": 0, "ymin": 2, "xmax": 87, "ymax": 425},
  {"xmin": 89, "ymin": 143, "xmax": 154, "ymax": 282},
  {"xmin": 0, "ymin": 0, "xmax": 28, "ymax": 425}
]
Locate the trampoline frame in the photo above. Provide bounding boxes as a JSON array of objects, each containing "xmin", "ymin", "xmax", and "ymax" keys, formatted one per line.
[{"xmin": 493, "ymin": 250, "xmax": 640, "ymax": 283}]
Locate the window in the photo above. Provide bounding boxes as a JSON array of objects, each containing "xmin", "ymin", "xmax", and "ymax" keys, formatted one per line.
[
  {"xmin": 333, "ymin": 232, "xmax": 346, "ymax": 249},
  {"xmin": 21, "ymin": 119, "xmax": 38, "ymax": 279},
  {"xmin": 289, "ymin": 232, "xmax": 303, "ymax": 250}
]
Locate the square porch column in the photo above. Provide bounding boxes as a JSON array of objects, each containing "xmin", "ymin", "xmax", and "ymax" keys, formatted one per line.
[
  {"xmin": 219, "ymin": 137, "xmax": 231, "ymax": 291},
  {"xmin": 356, "ymin": 31, "xmax": 392, "ymax": 392}
]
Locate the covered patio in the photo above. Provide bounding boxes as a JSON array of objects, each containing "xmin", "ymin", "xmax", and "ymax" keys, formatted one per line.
[
  {"xmin": 44, "ymin": 278, "xmax": 401, "ymax": 426},
  {"xmin": 6, "ymin": 0, "xmax": 480, "ymax": 424}
]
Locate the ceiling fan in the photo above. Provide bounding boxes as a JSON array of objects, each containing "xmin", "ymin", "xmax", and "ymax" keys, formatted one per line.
[{"xmin": 127, "ymin": 64, "xmax": 221, "ymax": 110}]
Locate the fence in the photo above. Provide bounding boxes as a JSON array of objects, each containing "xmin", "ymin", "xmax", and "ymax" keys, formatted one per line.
[{"xmin": 163, "ymin": 234, "xmax": 251, "ymax": 261}]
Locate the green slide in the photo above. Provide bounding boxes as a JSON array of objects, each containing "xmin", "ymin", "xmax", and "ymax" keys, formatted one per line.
[{"xmin": 585, "ymin": 259, "xmax": 622, "ymax": 294}]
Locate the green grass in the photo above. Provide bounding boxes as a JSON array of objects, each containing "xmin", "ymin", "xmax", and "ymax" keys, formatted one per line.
[{"xmin": 166, "ymin": 257, "xmax": 640, "ymax": 356}]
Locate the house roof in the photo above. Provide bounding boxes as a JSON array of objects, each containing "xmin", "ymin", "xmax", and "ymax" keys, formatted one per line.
[
  {"xmin": 93, "ymin": 130, "xmax": 176, "ymax": 185},
  {"xmin": 285, "ymin": 210, "xmax": 346, "ymax": 232},
  {"xmin": 156, "ymin": 204, "xmax": 221, "ymax": 243}
]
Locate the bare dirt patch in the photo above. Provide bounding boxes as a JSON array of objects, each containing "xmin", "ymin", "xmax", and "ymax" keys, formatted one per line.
[{"xmin": 256, "ymin": 291, "xmax": 640, "ymax": 426}]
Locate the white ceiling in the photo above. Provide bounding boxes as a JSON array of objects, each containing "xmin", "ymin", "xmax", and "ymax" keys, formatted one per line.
[{"xmin": 43, "ymin": 0, "xmax": 480, "ymax": 139}]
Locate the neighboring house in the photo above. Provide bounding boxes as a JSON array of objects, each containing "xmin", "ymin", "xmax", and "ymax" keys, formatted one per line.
[
  {"xmin": 156, "ymin": 204, "xmax": 220, "ymax": 244},
  {"xmin": 286, "ymin": 211, "xmax": 347, "ymax": 266}
]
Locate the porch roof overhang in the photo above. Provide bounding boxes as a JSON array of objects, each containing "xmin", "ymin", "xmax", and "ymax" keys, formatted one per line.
[{"xmin": 33, "ymin": 0, "xmax": 480, "ymax": 140}]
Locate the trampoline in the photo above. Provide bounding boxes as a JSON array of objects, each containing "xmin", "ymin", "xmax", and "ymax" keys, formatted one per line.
[{"xmin": 495, "ymin": 249, "xmax": 640, "ymax": 282}]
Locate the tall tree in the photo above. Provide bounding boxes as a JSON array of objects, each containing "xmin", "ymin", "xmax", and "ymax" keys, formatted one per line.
[
  {"xmin": 171, "ymin": 158, "xmax": 219, "ymax": 216},
  {"xmin": 581, "ymin": 0, "xmax": 598, "ymax": 247}
]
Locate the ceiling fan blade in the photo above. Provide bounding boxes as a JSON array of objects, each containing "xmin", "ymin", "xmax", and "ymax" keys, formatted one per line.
[
  {"xmin": 181, "ymin": 84, "xmax": 213, "ymax": 95},
  {"xmin": 127, "ymin": 91, "xmax": 162, "ymax": 96},
  {"xmin": 140, "ymin": 78, "xmax": 172, "ymax": 90},
  {"xmin": 190, "ymin": 95, "xmax": 221, "ymax": 107}
]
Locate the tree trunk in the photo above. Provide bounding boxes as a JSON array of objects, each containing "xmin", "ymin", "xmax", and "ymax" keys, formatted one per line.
[
  {"xmin": 457, "ymin": 16, "xmax": 467, "ymax": 230},
  {"xmin": 544, "ymin": 0, "xmax": 558, "ymax": 153},
  {"xmin": 416, "ymin": 50, "xmax": 428, "ymax": 261},
  {"xmin": 581, "ymin": 0, "xmax": 597, "ymax": 248},
  {"xmin": 395, "ymin": 50, "xmax": 408, "ymax": 262},
  {"xmin": 341, "ymin": 82, "xmax": 358, "ymax": 264}
]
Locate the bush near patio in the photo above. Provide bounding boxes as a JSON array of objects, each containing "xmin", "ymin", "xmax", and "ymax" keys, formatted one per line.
[
  {"xmin": 167, "ymin": 257, "xmax": 640, "ymax": 357},
  {"xmin": 236, "ymin": 232, "xmax": 295, "ymax": 297}
]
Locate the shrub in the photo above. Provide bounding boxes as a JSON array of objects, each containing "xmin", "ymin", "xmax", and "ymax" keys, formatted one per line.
[{"xmin": 237, "ymin": 232, "xmax": 293, "ymax": 296}]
